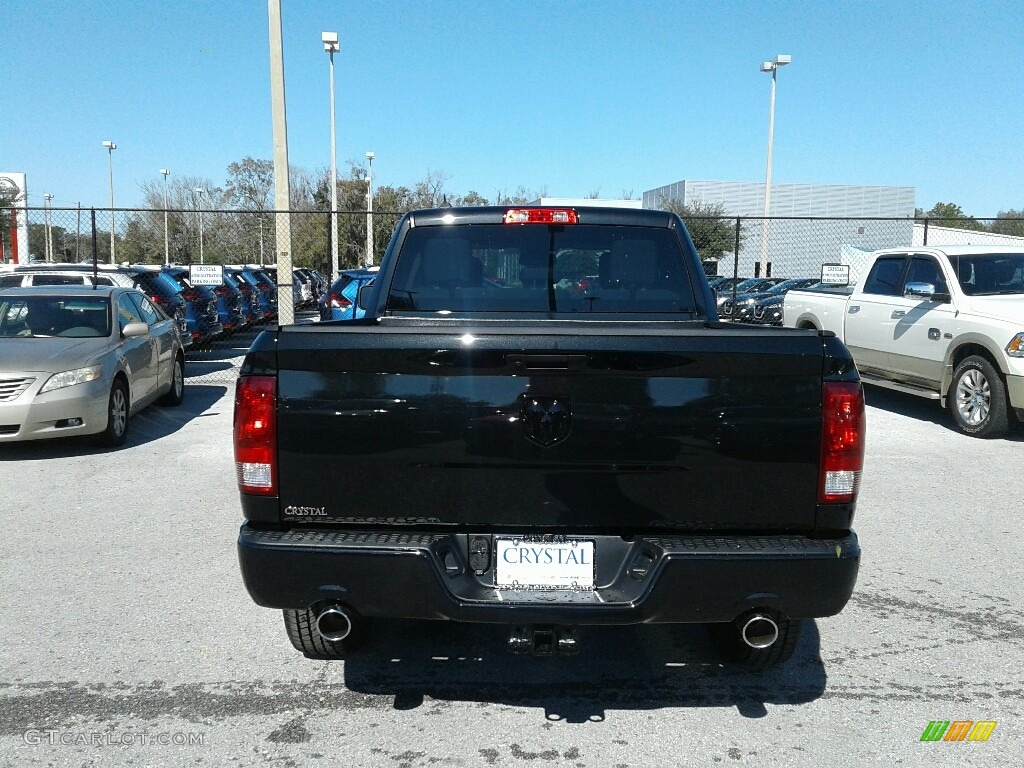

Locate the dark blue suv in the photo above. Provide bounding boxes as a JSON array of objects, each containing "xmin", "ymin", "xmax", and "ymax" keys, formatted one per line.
[
  {"xmin": 128, "ymin": 270, "xmax": 191, "ymax": 347},
  {"xmin": 224, "ymin": 268, "xmax": 265, "ymax": 326},
  {"xmin": 243, "ymin": 267, "xmax": 279, "ymax": 321},
  {"xmin": 164, "ymin": 266, "xmax": 244, "ymax": 336},
  {"xmin": 143, "ymin": 268, "xmax": 222, "ymax": 345}
]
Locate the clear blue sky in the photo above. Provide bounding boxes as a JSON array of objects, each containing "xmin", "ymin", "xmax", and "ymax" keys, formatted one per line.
[{"xmin": 5, "ymin": 0, "xmax": 1023, "ymax": 216}]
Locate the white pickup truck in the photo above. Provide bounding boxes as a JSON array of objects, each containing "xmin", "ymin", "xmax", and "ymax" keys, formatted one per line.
[{"xmin": 784, "ymin": 245, "xmax": 1024, "ymax": 438}]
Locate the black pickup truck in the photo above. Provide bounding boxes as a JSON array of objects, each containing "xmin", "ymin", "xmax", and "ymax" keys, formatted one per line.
[{"xmin": 234, "ymin": 206, "xmax": 865, "ymax": 666}]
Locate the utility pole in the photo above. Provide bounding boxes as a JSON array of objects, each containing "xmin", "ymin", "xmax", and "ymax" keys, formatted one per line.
[{"xmin": 268, "ymin": 0, "xmax": 294, "ymax": 324}]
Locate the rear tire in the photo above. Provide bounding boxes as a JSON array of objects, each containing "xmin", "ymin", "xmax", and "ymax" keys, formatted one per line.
[
  {"xmin": 707, "ymin": 612, "xmax": 802, "ymax": 667},
  {"xmin": 949, "ymin": 355, "xmax": 1009, "ymax": 439},
  {"xmin": 283, "ymin": 602, "xmax": 371, "ymax": 659},
  {"xmin": 158, "ymin": 354, "xmax": 185, "ymax": 406},
  {"xmin": 96, "ymin": 379, "xmax": 129, "ymax": 447}
]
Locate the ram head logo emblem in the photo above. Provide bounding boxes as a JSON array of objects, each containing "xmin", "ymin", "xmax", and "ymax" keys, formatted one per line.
[{"xmin": 519, "ymin": 395, "xmax": 572, "ymax": 447}]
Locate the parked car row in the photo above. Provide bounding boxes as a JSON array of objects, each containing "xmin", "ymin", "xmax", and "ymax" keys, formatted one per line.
[
  {"xmin": 710, "ymin": 276, "xmax": 825, "ymax": 325},
  {"xmin": 258, "ymin": 265, "xmax": 327, "ymax": 311},
  {"xmin": 0, "ymin": 262, "xmax": 332, "ymax": 348}
]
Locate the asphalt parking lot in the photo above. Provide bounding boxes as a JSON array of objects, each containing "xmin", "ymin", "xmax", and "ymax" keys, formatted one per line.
[{"xmin": 0, "ymin": 378, "xmax": 1021, "ymax": 768}]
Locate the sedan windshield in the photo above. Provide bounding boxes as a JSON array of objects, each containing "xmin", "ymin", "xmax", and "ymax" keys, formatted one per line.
[
  {"xmin": 0, "ymin": 296, "xmax": 112, "ymax": 338},
  {"xmin": 947, "ymin": 253, "xmax": 1024, "ymax": 296}
]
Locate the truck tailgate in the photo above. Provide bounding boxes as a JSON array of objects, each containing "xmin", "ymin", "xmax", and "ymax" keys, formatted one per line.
[{"xmin": 274, "ymin": 322, "xmax": 825, "ymax": 532}]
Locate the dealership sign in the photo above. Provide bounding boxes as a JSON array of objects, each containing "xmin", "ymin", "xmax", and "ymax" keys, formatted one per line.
[
  {"xmin": 820, "ymin": 264, "xmax": 851, "ymax": 286},
  {"xmin": 0, "ymin": 172, "xmax": 29, "ymax": 265},
  {"xmin": 189, "ymin": 264, "xmax": 224, "ymax": 286}
]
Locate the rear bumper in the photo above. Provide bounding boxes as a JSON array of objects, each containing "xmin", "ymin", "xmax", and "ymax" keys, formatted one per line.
[{"xmin": 237, "ymin": 525, "xmax": 860, "ymax": 624}]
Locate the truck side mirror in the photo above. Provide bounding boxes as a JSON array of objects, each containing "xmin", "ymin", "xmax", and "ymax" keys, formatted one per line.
[
  {"xmin": 357, "ymin": 284, "xmax": 373, "ymax": 310},
  {"xmin": 904, "ymin": 282, "xmax": 950, "ymax": 303}
]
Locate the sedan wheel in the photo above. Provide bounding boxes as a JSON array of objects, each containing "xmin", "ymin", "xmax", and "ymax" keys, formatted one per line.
[
  {"xmin": 158, "ymin": 354, "xmax": 185, "ymax": 406},
  {"xmin": 97, "ymin": 379, "xmax": 130, "ymax": 447},
  {"xmin": 949, "ymin": 355, "xmax": 1009, "ymax": 439}
]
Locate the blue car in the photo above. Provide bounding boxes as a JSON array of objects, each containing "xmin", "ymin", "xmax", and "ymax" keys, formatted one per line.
[
  {"xmin": 224, "ymin": 268, "xmax": 264, "ymax": 327},
  {"xmin": 165, "ymin": 266, "xmax": 246, "ymax": 336},
  {"xmin": 142, "ymin": 269, "xmax": 221, "ymax": 345},
  {"xmin": 126, "ymin": 269, "xmax": 190, "ymax": 347},
  {"xmin": 245, "ymin": 268, "xmax": 279, "ymax": 320},
  {"xmin": 318, "ymin": 268, "xmax": 378, "ymax": 321}
]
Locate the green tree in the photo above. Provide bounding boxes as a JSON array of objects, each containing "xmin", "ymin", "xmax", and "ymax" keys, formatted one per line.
[
  {"xmin": 991, "ymin": 209, "xmax": 1024, "ymax": 237},
  {"xmin": 118, "ymin": 217, "xmax": 163, "ymax": 264},
  {"xmin": 920, "ymin": 202, "xmax": 984, "ymax": 231},
  {"xmin": 459, "ymin": 190, "xmax": 489, "ymax": 207},
  {"xmin": 657, "ymin": 198, "xmax": 737, "ymax": 262}
]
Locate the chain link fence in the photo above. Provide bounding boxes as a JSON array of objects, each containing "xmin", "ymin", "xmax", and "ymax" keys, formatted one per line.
[
  {"xmin": 1, "ymin": 206, "xmax": 404, "ymax": 276},
  {"xmin": 2, "ymin": 207, "xmax": 1020, "ymax": 384}
]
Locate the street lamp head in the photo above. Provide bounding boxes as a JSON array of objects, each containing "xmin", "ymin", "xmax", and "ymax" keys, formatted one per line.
[
  {"xmin": 160, "ymin": 169, "xmax": 170, "ymax": 177},
  {"xmin": 366, "ymin": 151, "xmax": 375, "ymax": 161},
  {"xmin": 102, "ymin": 140, "xmax": 116, "ymax": 150},
  {"xmin": 761, "ymin": 55, "xmax": 792, "ymax": 73},
  {"xmin": 321, "ymin": 31, "xmax": 339, "ymax": 53},
  {"xmin": 44, "ymin": 193, "xmax": 53, "ymax": 201},
  {"xmin": 195, "ymin": 187, "xmax": 205, "ymax": 194}
]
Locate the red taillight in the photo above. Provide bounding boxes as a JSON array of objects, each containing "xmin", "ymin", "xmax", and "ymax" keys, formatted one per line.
[
  {"xmin": 258, "ymin": 283, "xmax": 270, "ymax": 292},
  {"xmin": 503, "ymin": 208, "xmax": 578, "ymax": 224},
  {"xmin": 819, "ymin": 381, "xmax": 866, "ymax": 504},
  {"xmin": 150, "ymin": 294, "xmax": 164, "ymax": 305},
  {"xmin": 234, "ymin": 375, "xmax": 277, "ymax": 495},
  {"xmin": 330, "ymin": 293, "xmax": 352, "ymax": 309},
  {"xmin": 183, "ymin": 288, "xmax": 199, "ymax": 300},
  {"xmin": 214, "ymin": 286, "xmax": 231, "ymax": 296}
]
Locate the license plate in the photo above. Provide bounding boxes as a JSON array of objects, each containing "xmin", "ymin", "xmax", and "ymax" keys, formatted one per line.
[{"xmin": 495, "ymin": 538, "xmax": 594, "ymax": 590}]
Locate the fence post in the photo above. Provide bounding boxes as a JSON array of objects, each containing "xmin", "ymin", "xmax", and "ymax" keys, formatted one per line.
[
  {"xmin": 325, "ymin": 210, "xmax": 333, "ymax": 286},
  {"xmin": 923, "ymin": 218, "xmax": 929, "ymax": 246},
  {"xmin": 90, "ymin": 209, "xmax": 99, "ymax": 281},
  {"xmin": 733, "ymin": 217, "xmax": 741, "ymax": 279}
]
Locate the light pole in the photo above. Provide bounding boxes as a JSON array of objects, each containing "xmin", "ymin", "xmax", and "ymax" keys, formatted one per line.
[
  {"xmin": 102, "ymin": 140, "xmax": 116, "ymax": 263},
  {"xmin": 322, "ymin": 31, "xmax": 340, "ymax": 278},
  {"xmin": 365, "ymin": 151, "xmax": 375, "ymax": 266},
  {"xmin": 758, "ymin": 54, "xmax": 790, "ymax": 279},
  {"xmin": 160, "ymin": 169, "xmax": 171, "ymax": 265},
  {"xmin": 43, "ymin": 193, "xmax": 54, "ymax": 262},
  {"xmin": 195, "ymin": 187, "xmax": 206, "ymax": 264}
]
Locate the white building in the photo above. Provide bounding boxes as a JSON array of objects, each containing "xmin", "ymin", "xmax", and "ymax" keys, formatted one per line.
[{"xmin": 643, "ymin": 180, "xmax": 916, "ymax": 278}]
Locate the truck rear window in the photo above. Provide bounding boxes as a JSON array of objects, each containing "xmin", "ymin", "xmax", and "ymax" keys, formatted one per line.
[{"xmin": 386, "ymin": 225, "xmax": 697, "ymax": 314}]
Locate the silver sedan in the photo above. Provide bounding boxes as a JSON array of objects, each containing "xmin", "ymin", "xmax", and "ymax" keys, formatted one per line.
[{"xmin": 0, "ymin": 285, "xmax": 185, "ymax": 446}]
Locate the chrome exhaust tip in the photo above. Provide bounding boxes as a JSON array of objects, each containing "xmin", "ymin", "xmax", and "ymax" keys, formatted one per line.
[
  {"xmin": 740, "ymin": 614, "xmax": 779, "ymax": 649},
  {"xmin": 315, "ymin": 605, "xmax": 353, "ymax": 643}
]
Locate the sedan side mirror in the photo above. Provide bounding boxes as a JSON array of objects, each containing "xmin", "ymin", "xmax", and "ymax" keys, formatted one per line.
[{"xmin": 122, "ymin": 322, "xmax": 150, "ymax": 338}]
